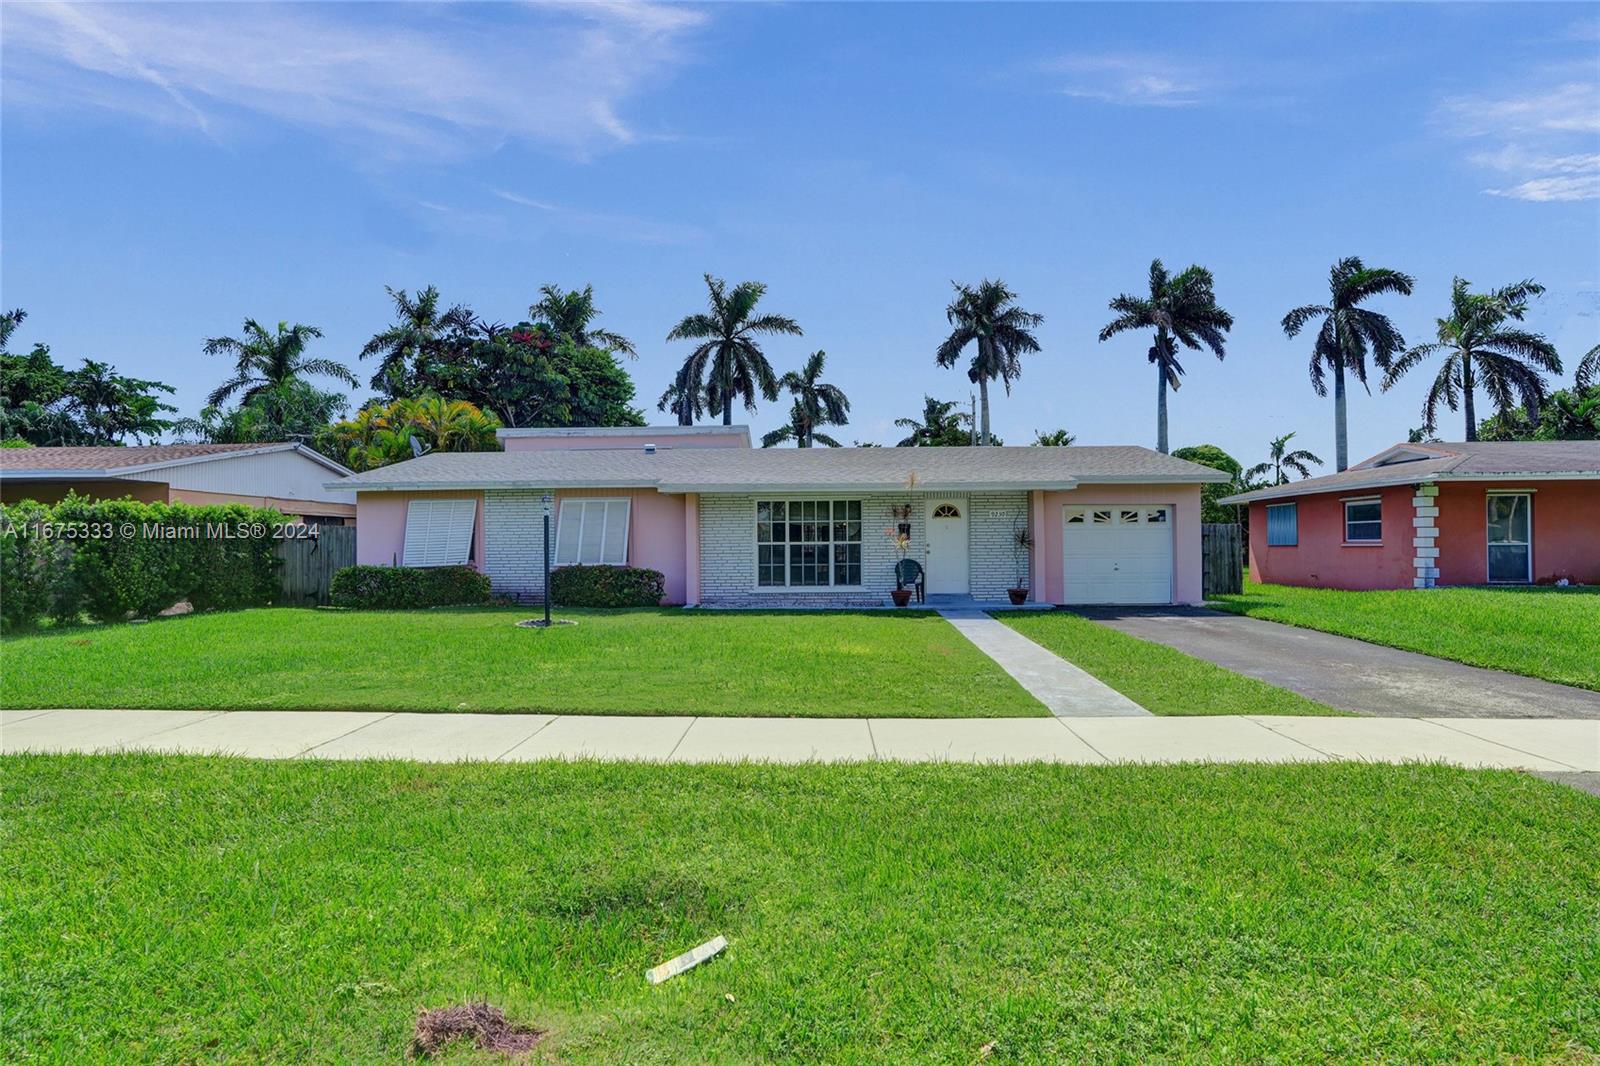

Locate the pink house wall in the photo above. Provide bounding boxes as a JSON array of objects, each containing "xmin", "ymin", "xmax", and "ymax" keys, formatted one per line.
[
  {"xmin": 355, "ymin": 490, "xmax": 486, "ymax": 568},
  {"xmin": 1246, "ymin": 485, "xmax": 1413, "ymax": 590},
  {"xmin": 1037, "ymin": 483, "xmax": 1206, "ymax": 605},
  {"xmin": 553, "ymin": 487, "xmax": 689, "ymax": 604},
  {"xmin": 501, "ymin": 430, "xmax": 746, "ymax": 453},
  {"xmin": 1436, "ymin": 480, "xmax": 1599, "ymax": 585}
]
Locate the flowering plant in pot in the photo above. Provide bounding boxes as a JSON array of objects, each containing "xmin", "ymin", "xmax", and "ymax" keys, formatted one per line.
[
  {"xmin": 885, "ymin": 526, "xmax": 914, "ymax": 607},
  {"xmin": 1008, "ymin": 522, "xmax": 1032, "ymax": 605}
]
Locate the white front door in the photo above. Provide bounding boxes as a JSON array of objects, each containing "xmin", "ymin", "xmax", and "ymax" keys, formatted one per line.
[
  {"xmin": 1062, "ymin": 505, "xmax": 1174, "ymax": 604},
  {"xmin": 924, "ymin": 499, "xmax": 969, "ymax": 594}
]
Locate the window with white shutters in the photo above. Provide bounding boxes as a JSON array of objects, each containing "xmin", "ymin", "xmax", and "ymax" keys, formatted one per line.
[
  {"xmin": 554, "ymin": 499, "xmax": 631, "ymax": 566},
  {"xmin": 402, "ymin": 499, "xmax": 477, "ymax": 567}
]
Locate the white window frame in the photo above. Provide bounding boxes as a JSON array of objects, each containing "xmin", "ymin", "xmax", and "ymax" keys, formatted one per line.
[
  {"xmin": 1485, "ymin": 492, "xmax": 1532, "ymax": 584},
  {"xmin": 1343, "ymin": 497, "xmax": 1383, "ymax": 544},
  {"xmin": 1265, "ymin": 502, "xmax": 1298, "ymax": 547},
  {"xmin": 401, "ymin": 498, "xmax": 477, "ymax": 568},
  {"xmin": 553, "ymin": 498, "xmax": 631, "ymax": 567},
  {"xmin": 754, "ymin": 499, "xmax": 864, "ymax": 589}
]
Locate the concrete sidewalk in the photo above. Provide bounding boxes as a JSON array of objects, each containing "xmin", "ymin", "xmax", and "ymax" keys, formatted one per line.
[
  {"xmin": 937, "ymin": 608, "xmax": 1149, "ymax": 716},
  {"xmin": 3, "ymin": 709, "xmax": 1596, "ymax": 771}
]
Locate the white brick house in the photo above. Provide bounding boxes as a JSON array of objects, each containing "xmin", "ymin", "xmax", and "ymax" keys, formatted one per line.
[{"xmin": 336, "ymin": 425, "xmax": 1231, "ymax": 607}]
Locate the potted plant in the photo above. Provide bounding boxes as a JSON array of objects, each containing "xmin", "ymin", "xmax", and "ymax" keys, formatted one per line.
[
  {"xmin": 1007, "ymin": 521, "xmax": 1032, "ymax": 605},
  {"xmin": 885, "ymin": 526, "xmax": 914, "ymax": 606}
]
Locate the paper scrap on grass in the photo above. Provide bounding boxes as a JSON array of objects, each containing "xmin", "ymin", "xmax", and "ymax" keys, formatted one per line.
[{"xmin": 646, "ymin": 935, "xmax": 728, "ymax": 985}]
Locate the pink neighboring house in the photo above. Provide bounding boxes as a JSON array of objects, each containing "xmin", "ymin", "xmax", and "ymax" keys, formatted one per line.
[
  {"xmin": 1221, "ymin": 441, "xmax": 1600, "ymax": 590},
  {"xmin": 334, "ymin": 425, "xmax": 1231, "ymax": 607}
]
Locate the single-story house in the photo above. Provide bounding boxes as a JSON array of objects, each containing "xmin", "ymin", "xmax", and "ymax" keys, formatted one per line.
[
  {"xmin": 331, "ymin": 425, "xmax": 1231, "ymax": 607},
  {"xmin": 1220, "ymin": 441, "xmax": 1600, "ymax": 590},
  {"xmin": 1, "ymin": 442, "xmax": 358, "ymax": 524}
]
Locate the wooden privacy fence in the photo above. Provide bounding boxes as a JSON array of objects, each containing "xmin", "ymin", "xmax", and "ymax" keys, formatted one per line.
[
  {"xmin": 275, "ymin": 524, "xmax": 355, "ymax": 605},
  {"xmin": 1201, "ymin": 523, "xmax": 1243, "ymax": 598}
]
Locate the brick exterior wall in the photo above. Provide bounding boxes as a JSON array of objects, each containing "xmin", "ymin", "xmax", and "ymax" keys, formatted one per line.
[
  {"xmin": 483, "ymin": 488, "xmax": 551, "ymax": 601},
  {"xmin": 695, "ymin": 491, "xmax": 1029, "ymax": 606}
]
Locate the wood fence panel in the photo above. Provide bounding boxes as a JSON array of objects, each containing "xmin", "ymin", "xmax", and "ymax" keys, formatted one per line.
[
  {"xmin": 275, "ymin": 524, "xmax": 355, "ymax": 605},
  {"xmin": 1201, "ymin": 523, "xmax": 1243, "ymax": 598}
]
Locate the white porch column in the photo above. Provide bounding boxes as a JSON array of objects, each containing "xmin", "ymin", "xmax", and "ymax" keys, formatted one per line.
[{"xmin": 1412, "ymin": 482, "xmax": 1440, "ymax": 588}]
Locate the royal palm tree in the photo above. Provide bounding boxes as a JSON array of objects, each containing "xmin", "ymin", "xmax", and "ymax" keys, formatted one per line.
[
  {"xmin": 667, "ymin": 275, "xmax": 802, "ymax": 425},
  {"xmin": 530, "ymin": 284, "xmax": 635, "ymax": 357},
  {"xmin": 1281, "ymin": 257, "xmax": 1413, "ymax": 471},
  {"xmin": 761, "ymin": 350, "xmax": 849, "ymax": 447},
  {"xmin": 359, "ymin": 286, "xmax": 475, "ymax": 397},
  {"xmin": 205, "ymin": 319, "xmax": 357, "ymax": 408},
  {"xmin": 935, "ymin": 279, "xmax": 1042, "ymax": 446},
  {"xmin": 1381, "ymin": 278, "xmax": 1561, "ymax": 441},
  {"xmin": 1098, "ymin": 260, "xmax": 1232, "ymax": 455},
  {"xmin": 894, "ymin": 396, "xmax": 970, "ymax": 447},
  {"xmin": 657, "ymin": 374, "xmax": 707, "ymax": 426},
  {"xmin": 1576, "ymin": 342, "xmax": 1600, "ymax": 392},
  {"xmin": 1245, "ymin": 431, "xmax": 1324, "ymax": 487}
]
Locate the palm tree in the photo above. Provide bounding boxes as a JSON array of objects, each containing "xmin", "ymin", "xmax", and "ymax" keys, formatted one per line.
[
  {"xmin": 530, "ymin": 284, "xmax": 635, "ymax": 357},
  {"xmin": 935, "ymin": 279, "xmax": 1043, "ymax": 446},
  {"xmin": 1245, "ymin": 432, "xmax": 1324, "ymax": 487},
  {"xmin": 394, "ymin": 394, "xmax": 502, "ymax": 453},
  {"xmin": 1098, "ymin": 260, "xmax": 1232, "ymax": 455},
  {"xmin": 760, "ymin": 350, "xmax": 849, "ymax": 448},
  {"xmin": 894, "ymin": 396, "xmax": 971, "ymax": 447},
  {"xmin": 1281, "ymin": 257, "xmax": 1413, "ymax": 471},
  {"xmin": 359, "ymin": 286, "xmax": 475, "ymax": 397},
  {"xmin": 205, "ymin": 319, "xmax": 357, "ymax": 408},
  {"xmin": 657, "ymin": 375, "xmax": 707, "ymax": 426},
  {"xmin": 1381, "ymin": 278, "xmax": 1562, "ymax": 441},
  {"xmin": 1576, "ymin": 342, "xmax": 1599, "ymax": 392},
  {"xmin": 1032, "ymin": 428, "xmax": 1077, "ymax": 446},
  {"xmin": 667, "ymin": 275, "xmax": 802, "ymax": 425}
]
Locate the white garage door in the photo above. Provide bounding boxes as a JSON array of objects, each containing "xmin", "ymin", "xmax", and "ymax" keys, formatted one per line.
[{"xmin": 1062, "ymin": 505, "xmax": 1174, "ymax": 605}]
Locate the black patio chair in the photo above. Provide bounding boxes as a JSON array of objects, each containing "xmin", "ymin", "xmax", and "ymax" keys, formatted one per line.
[{"xmin": 895, "ymin": 558, "xmax": 925, "ymax": 604}]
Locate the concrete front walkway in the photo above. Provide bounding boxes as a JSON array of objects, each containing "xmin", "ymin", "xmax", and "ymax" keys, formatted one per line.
[
  {"xmin": 1077, "ymin": 607, "xmax": 1600, "ymax": 719},
  {"xmin": 4, "ymin": 709, "xmax": 1596, "ymax": 771},
  {"xmin": 937, "ymin": 608, "xmax": 1148, "ymax": 716}
]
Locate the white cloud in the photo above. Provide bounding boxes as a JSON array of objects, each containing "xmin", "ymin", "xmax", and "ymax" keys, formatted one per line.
[
  {"xmin": 1041, "ymin": 54, "xmax": 1212, "ymax": 107},
  {"xmin": 1, "ymin": 1, "xmax": 706, "ymax": 157},
  {"xmin": 1439, "ymin": 80, "xmax": 1600, "ymax": 202}
]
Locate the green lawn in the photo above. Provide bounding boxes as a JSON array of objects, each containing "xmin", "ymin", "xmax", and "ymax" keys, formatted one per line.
[
  {"xmin": 999, "ymin": 610, "xmax": 1344, "ymax": 716},
  {"xmin": 0, "ymin": 607, "xmax": 1046, "ymax": 718},
  {"xmin": 4, "ymin": 755, "xmax": 1596, "ymax": 1063},
  {"xmin": 1212, "ymin": 583, "xmax": 1600, "ymax": 691}
]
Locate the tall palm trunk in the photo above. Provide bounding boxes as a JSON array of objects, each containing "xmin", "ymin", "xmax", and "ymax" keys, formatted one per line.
[
  {"xmin": 722, "ymin": 356, "xmax": 734, "ymax": 426},
  {"xmin": 1462, "ymin": 352, "xmax": 1477, "ymax": 442},
  {"xmin": 1155, "ymin": 362, "xmax": 1169, "ymax": 455},
  {"xmin": 977, "ymin": 377, "xmax": 991, "ymax": 446},
  {"xmin": 1333, "ymin": 360, "xmax": 1348, "ymax": 472}
]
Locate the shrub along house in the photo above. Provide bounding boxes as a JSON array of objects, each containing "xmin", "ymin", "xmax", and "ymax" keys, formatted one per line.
[
  {"xmin": 1220, "ymin": 441, "xmax": 1600, "ymax": 589},
  {"xmin": 332, "ymin": 425, "xmax": 1230, "ymax": 607}
]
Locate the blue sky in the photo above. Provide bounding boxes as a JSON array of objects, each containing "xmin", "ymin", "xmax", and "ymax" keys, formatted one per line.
[{"xmin": 4, "ymin": 1, "xmax": 1597, "ymax": 468}]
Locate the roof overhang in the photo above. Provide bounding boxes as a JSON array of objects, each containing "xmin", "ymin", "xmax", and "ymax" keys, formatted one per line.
[
  {"xmin": 1220, "ymin": 470, "xmax": 1600, "ymax": 506},
  {"xmin": 656, "ymin": 478, "xmax": 1084, "ymax": 494}
]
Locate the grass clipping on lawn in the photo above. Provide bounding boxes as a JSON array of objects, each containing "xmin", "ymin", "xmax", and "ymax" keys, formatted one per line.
[{"xmin": 409, "ymin": 1003, "xmax": 544, "ymax": 1059}]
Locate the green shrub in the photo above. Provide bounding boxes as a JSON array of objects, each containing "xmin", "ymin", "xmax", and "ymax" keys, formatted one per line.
[
  {"xmin": 550, "ymin": 565, "xmax": 665, "ymax": 608},
  {"xmin": 329, "ymin": 565, "xmax": 491, "ymax": 609},
  {"xmin": 0, "ymin": 494, "xmax": 285, "ymax": 628}
]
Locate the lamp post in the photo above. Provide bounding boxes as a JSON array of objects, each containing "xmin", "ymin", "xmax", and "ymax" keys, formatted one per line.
[{"xmin": 541, "ymin": 494, "xmax": 553, "ymax": 627}]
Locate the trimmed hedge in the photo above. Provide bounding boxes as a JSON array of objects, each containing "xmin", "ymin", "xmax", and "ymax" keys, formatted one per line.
[
  {"xmin": 329, "ymin": 565, "xmax": 492, "ymax": 609},
  {"xmin": 0, "ymin": 494, "xmax": 285, "ymax": 631},
  {"xmin": 550, "ymin": 564, "xmax": 665, "ymax": 608}
]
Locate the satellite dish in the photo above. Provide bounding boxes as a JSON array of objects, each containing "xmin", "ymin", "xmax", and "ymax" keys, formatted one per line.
[{"xmin": 409, "ymin": 435, "xmax": 430, "ymax": 458}]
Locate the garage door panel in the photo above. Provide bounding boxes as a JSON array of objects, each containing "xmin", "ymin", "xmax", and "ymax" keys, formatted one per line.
[{"xmin": 1062, "ymin": 504, "xmax": 1174, "ymax": 605}]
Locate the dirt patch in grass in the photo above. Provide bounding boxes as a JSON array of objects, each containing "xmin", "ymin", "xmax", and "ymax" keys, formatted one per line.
[{"xmin": 409, "ymin": 1003, "xmax": 545, "ymax": 1059}]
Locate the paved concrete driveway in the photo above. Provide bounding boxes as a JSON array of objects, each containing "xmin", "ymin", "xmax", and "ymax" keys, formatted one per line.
[{"xmin": 1076, "ymin": 607, "xmax": 1600, "ymax": 720}]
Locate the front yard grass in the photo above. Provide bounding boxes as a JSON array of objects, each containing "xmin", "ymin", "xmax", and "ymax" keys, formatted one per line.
[
  {"xmin": 1212, "ymin": 583, "xmax": 1600, "ymax": 691},
  {"xmin": 999, "ymin": 610, "xmax": 1345, "ymax": 716},
  {"xmin": 0, "ymin": 607, "xmax": 1046, "ymax": 717},
  {"xmin": 4, "ymin": 755, "xmax": 1596, "ymax": 1063}
]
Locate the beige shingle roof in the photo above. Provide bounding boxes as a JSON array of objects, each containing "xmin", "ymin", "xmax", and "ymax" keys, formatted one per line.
[
  {"xmin": 1, "ymin": 442, "xmax": 351, "ymax": 478},
  {"xmin": 332, "ymin": 444, "xmax": 1232, "ymax": 493},
  {"xmin": 1220, "ymin": 441, "xmax": 1600, "ymax": 505}
]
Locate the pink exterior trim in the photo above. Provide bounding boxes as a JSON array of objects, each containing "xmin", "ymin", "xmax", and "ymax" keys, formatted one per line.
[
  {"xmin": 1028, "ymin": 489, "xmax": 1046, "ymax": 603},
  {"xmin": 684, "ymin": 493, "xmax": 701, "ymax": 605},
  {"xmin": 1247, "ymin": 478, "xmax": 1599, "ymax": 589},
  {"xmin": 355, "ymin": 490, "xmax": 485, "ymax": 569},
  {"xmin": 1037, "ymin": 483, "xmax": 1205, "ymax": 605}
]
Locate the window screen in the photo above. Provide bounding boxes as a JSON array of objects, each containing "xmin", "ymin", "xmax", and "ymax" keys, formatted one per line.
[
  {"xmin": 554, "ymin": 499, "xmax": 630, "ymax": 566},
  {"xmin": 1265, "ymin": 503, "xmax": 1298, "ymax": 546},
  {"xmin": 402, "ymin": 499, "xmax": 477, "ymax": 567}
]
